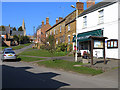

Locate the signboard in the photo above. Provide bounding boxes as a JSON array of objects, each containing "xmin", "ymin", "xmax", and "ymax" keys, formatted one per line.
[{"xmin": 94, "ymin": 40, "xmax": 103, "ymax": 48}]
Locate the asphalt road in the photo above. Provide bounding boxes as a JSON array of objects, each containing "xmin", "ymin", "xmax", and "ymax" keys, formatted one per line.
[{"xmin": 2, "ymin": 61, "xmax": 118, "ymax": 88}]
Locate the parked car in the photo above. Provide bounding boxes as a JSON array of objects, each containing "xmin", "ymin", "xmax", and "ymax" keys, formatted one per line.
[
  {"xmin": 1, "ymin": 50, "xmax": 16, "ymax": 61},
  {"xmin": 3, "ymin": 48, "xmax": 13, "ymax": 51}
]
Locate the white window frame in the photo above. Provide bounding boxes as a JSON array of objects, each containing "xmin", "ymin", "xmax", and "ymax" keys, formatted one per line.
[
  {"xmin": 68, "ymin": 24, "xmax": 70, "ymax": 31},
  {"xmin": 56, "ymin": 38, "xmax": 58, "ymax": 44},
  {"xmin": 98, "ymin": 9, "xmax": 104, "ymax": 24},
  {"xmin": 60, "ymin": 26, "xmax": 61, "ymax": 33},
  {"xmin": 54, "ymin": 29, "xmax": 55, "ymax": 35},
  {"xmin": 83, "ymin": 16, "xmax": 87, "ymax": 28},
  {"xmin": 68, "ymin": 35, "xmax": 70, "ymax": 44},
  {"xmin": 50, "ymin": 30, "xmax": 52, "ymax": 35}
]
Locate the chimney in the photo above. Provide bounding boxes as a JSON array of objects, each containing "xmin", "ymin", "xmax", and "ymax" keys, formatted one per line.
[
  {"xmin": 42, "ymin": 21, "xmax": 44, "ymax": 26},
  {"xmin": 76, "ymin": 2, "xmax": 84, "ymax": 11},
  {"xmin": 46, "ymin": 17, "xmax": 49, "ymax": 24},
  {"xmin": 87, "ymin": 0, "xmax": 95, "ymax": 8},
  {"xmin": 56, "ymin": 18, "xmax": 58, "ymax": 24},
  {"xmin": 59, "ymin": 17, "xmax": 63, "ymax": 22}
]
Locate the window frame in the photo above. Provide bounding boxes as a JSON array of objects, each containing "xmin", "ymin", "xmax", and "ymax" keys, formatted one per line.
[
  {"xmin": 68, "ymin": 24, "xmax": 70, "ymax": 31},
  {"xmin": 83, "ymin": 16, "xmax": 87, "ymax": 28},
  {"xmin": 98, "ymin": 9, "xmax": 104, "ymax": 24}
]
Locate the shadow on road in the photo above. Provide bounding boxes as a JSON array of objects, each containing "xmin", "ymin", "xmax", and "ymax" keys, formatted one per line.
[
  {"xmin": 2, "ymin": 65, "xmax": 70, "ymax": 88},
  {"xmin": 3, "ymin": 58, "xmax": 21, "ymax": 62}
]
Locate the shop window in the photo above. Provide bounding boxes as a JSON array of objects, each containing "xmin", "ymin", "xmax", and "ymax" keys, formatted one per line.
[{"xmin": 107, "ymin": 39, "xmax": 118, "ymax": 48}]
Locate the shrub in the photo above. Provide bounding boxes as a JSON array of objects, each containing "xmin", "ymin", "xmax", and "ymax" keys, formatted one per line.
[{"xmin": 56, "ymin": 43, "xmax": 67, "ymax": 52}]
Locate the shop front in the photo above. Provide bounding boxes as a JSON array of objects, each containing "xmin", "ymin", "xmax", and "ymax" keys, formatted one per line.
[{"xmin": 73, "ymin": 29, "xmax": 108, "ymax": 65}]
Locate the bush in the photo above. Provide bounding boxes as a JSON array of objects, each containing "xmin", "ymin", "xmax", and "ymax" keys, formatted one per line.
[
  {"xmin": 69, "ymin": 44, "xmax": 73, "ymax": 52},
  {"xmin": 40, "ymin": 45, "xmax": 46, "ymax": 49},
  {"xmin": 56, "ymin": 43, "xmax": 67, "ymax": 52}
]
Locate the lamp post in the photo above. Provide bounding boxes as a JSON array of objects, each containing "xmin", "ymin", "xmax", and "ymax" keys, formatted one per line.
[{"xmin": 71, "ymin": 5, "xmax": 78, "ymax": 62}]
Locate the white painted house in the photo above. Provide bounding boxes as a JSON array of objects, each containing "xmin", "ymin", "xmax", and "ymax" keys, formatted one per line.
[{"xmin": 74, "ymin": 0, "xmax": 120, "ymax": 59}]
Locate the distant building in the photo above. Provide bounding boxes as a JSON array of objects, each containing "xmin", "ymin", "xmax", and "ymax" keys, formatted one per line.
[
  {"xmin": 22, "ymin": 19, "xmax": 26, "ymax": 36},
  {"xmin": 0, "ymin": 19, "xmax": 27, "ymax": 46},
  {"xmin": 36, "ymin": 17, "xmax": 51, "ymax": 44},
  {"xmin": 46, "ymin": 1, "xmax": 84, "ymax": 51}
]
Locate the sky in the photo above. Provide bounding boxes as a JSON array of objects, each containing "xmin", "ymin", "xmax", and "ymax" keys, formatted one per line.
[{"xmin": 1, "ymin": 1, "xmax": 102, "ymax": 36}]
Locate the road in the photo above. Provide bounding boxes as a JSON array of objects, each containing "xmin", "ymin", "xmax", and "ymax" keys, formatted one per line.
[
  {"xmin": 14, "ymin": 44, "xmax": 33, "ymax": 54},
  {"xmin": 2, "ymin": 61, "xmax": 118, "ymax": 88}
]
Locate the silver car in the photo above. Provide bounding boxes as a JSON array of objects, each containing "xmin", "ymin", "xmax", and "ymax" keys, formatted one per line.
[
  {"xmin": 1, "ymin": 50, "xmax": 17, "ymax": 61},
  {"xmin": 3, "ymin": 48, "xmax": 13, "ymax": 51}
]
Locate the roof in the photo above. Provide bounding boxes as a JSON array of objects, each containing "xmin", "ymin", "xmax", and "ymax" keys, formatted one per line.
[
  {"xmin": 46, "ymin": 10, "xmax": 76, "ymax": 32},
  {"xmin": 11, "ymin": 31, "xmax": 24, "ymax": 36},
  {"xmin": 4, "ymin": 26, "xmax": 10, "ymax": 34},
  {"xmin": 66, "ymin": 0, "xmax": 117, "ymax": 25},
  {"xmin": 78, "ymin": 1, "xmax": 117, "ymax": 17}
]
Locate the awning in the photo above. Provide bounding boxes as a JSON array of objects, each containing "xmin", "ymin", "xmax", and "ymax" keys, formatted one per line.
[{"xmin": 73, "ymin": 29, "xmax": 103, "ymax": 42}]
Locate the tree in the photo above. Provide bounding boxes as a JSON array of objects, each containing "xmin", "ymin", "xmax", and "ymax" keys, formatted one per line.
[
  {"xmin": 18, "ymin": 26, "xmax": 23, "ymax": 31},
  {"xmin": 12, "ymin": 27, "xmax": 17, "ymax": 31},
  {"xmin": 0, "ymin": 26, "xmax": 5, "ymax": 31},
  {"xmin": 13, "ymin": 35, "xmax": 19, "ymax": 44},
  {"xmin": 46, "ymin": 35, "xmax": 56, "ymax": 60}
]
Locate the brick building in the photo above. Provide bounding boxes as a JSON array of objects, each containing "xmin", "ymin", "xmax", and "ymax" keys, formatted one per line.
[
  {"xmin": 36, "ymin": 17, "xmax": 51, "ymax": 44},
  {"xmin": 46, "ymin": 1, "xmax": 84, "ymax": 50}
]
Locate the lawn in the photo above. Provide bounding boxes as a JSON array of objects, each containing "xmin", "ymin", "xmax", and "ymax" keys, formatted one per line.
[
  {"xmin": 12, "ymin": 43, "xmax": 32, "ymax": 50},
  {"xmin": 19, "ymin": 49, "xmax": 68, "ymax": 57},
  {"xmin": 18, "ymin": 56, "xmax": 44, "ymax": 62},
  {"xmin": 37, "ymin": 60, "xmax": 103, "ymax": 75},
  {"xmin": 0, "ymin": 43, "xmax": 32, "ymax": 50}
]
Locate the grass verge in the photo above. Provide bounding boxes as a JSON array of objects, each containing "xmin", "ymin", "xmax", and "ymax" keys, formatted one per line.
[
  {"xmin": 37, "ymin": 60, "xmax": 103, "ymax": 75},
  {"xmin": 12, "ymin": 43, "xmax": 32, "ymax": 50},
  {"xmin": 19, "ymin": 49, "xmax": 68, "ymax": 57},
  {"xmin": 18, "ymin": 56, "xmax": 44, "ymax": 62}
]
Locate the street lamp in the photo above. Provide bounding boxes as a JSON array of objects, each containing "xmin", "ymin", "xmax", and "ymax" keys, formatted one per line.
[{"xmin": 71, "ymin": 5, "xmax": 78, "ymax": 62}]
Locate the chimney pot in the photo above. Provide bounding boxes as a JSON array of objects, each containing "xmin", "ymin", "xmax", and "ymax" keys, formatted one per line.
[
  {"xmin": 46, "ymin": 17, "xmax": 49, "ymax": 24},
  {"xmin": 87, "ymin": 0, "xmax": 95, "ymax": 8},
  {"xmin": 56, "ymin": 18, "xmax": 58, "ymax": 24},
  {"xmin": 59, "ymin": 17, "xmax": 63, "ymax": 22},
  {"xmin": 42, "ymin": 21, "xmax": 44, "ymax": 26},
  {"xmin": 76, "ymin": 2, "xmax": 84, "ymax": 10}
]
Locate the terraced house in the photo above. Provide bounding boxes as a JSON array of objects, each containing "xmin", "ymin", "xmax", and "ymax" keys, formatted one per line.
[{"xmin": 46, "ymin": 1, "xmax": 85, "ymax": 51}]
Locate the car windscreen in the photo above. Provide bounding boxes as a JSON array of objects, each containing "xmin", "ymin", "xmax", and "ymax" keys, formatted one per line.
[{"xmin": 5, "ymin": 52, "xmax": 15, "ymax": 54}]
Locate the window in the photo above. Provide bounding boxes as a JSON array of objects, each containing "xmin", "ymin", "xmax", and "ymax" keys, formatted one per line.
[
  {"xmin": 98, "ymin": 10, "xmax": 104, "ymax": 24},
  {"xmin": 60, "ymin": 37, "xmax": 62, "ymax": 43},
  {"xmin": 107, "ymin": 39, "xmax": 118, "ymax": 48},
  {"xmin": 68, "ymin": 24, "xmax": 70, "ymax": 31},
  {"xmin": 60, "ymin": 26, "xmax": 61, "ymax": 33},
  {"xmin": 54, "ymin": 29, "xmax": 55, "ymax": 35},
  {"xmin": 83, "ymin": 16, "xmax": 87, "ymax": 28},
  {"xmin": 50, "ymin": 30, "xmax": 52, "ymax": 35},
  {"xmin": 68, "ymin": 35, "xmax": 70, "ymax": 44},
  {"xmin": 56, "ymin": 38, "xmax": 58, "ymax": 44}
]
